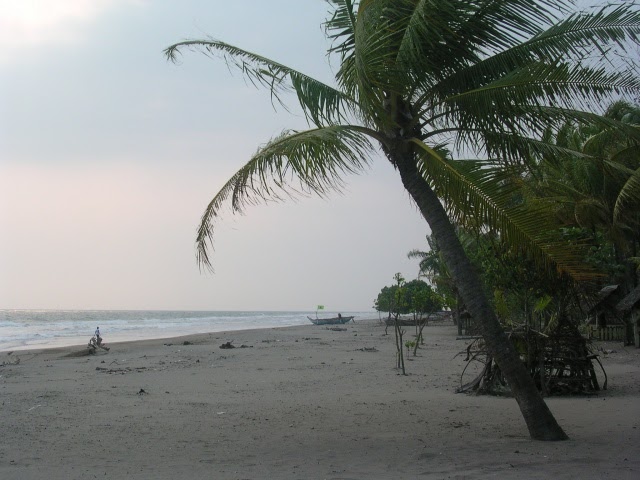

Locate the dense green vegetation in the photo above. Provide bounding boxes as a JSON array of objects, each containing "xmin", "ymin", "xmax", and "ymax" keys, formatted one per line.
[
  {"xmin": 373, "ymin": 278, "xmax": 442, "ymax": 319},
  {"xmin": 404, "ymin": 100, "xmax": 640, "ymax": 339}
]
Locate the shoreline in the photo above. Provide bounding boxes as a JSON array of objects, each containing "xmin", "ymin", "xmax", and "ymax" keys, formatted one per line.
[
  {"xmin": 2, "ymin": 320, "xmax": 638, "ymax": 479},
  {"xmin": 0, "ymin": 310, "xmax": 380, "ymax": 353},
  {"xmin": 7, "ymin": 317, "xmax": 382, "ymax": 356}
]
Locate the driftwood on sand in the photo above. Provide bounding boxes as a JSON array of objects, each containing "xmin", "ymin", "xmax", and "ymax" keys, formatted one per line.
[{"xmin": 88, "ymin": 336, "xmax": 110, "ymax": 353}]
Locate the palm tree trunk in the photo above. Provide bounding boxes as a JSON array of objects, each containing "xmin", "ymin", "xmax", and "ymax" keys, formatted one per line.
[{"xmin": 393, "ymin": 151, "xmax": 568, "ymax": 441}]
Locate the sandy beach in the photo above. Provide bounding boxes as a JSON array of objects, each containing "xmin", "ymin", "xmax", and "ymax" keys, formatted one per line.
[{"xmin": 1, "ymin": 319, "xmax": 638, "ymax": 480}]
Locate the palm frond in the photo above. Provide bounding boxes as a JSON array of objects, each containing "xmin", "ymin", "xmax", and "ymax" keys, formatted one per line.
[
  {"xmin": 614, "ymin": 165, "xmax": 640, "ymax": 223},
  {"xmin": 609, "ymin": 142, "xmax": 640, "ymax": 167},
  {"xmin": 443, "ymin": 103, "xmax": 640, "ymax": 162},
  {"xmin": 411, "ymin": 138, "xmax": 597, "ymax": 280},
  {"xmin": 484, "ymin": 133, "xmax": 595, "ymax": 168},
  {"xmin": 325, "ymin": 0, "xmax": 357, "ymax": 61},
  {"xmin": 395, "ymin": 0, "xmax": 570, "ymax": 84},
  {"xmin": 442, "ymin": 63, "xmax": 640, "ymax": 142},
  {"xmin": 407, "ymin": 249, "xmax": 429, "ymax": 260},
  {"xmin": 164, "ymin": 39, "xmax": 355, "ymax": 126},
  {"xmin": 421, "ymin": 113, "xmax": 619, "ymax": 166},
  {"xmin": 534, "ymin": 3, "xmax": 640, "ymax": 58},
  {"xmin": 195, "ymin": 126, "xmax": 376, "ymax": 269},
  {"xmin": 325, "ymin": 0, "xmax": 364, "ymax": 106},
  {"xmin": 425, "ymin": 3, "xmax": 640, "ymax": 103},
  {"xmin": 456, "ymin": 62, "xmax": 638, "ymax": 109},
  {"xmin": 583, "ymin": 125, "xmax": 640, "ymax": 157}
]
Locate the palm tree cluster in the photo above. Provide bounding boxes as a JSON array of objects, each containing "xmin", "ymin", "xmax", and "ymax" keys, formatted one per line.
[
  {"xmin": 533, "ymin": 101, "xmax": 640, "ymax": 282},
  {"xmin": 165, "ymin": 0, "xmax": 640, "ymax": 440}
]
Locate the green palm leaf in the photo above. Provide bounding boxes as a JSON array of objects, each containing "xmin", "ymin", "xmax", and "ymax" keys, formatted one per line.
[
  {"xmin": 435, "ymin": 104, "xmax": 640, "ymax": 162},
  {"xmin": 395, "ymin": 0, "xmax": 569, "ymax": 81},
  {"xmin": 411, "ymin": 138, "xmax": 595, "ymax": 280},
  {"xmin": 165, "ymin": 40, "xmax": 356, "ymax": 126},
  {"xmin": 427, "ymin": 3, "xmax": 640, "ymax": 102},
  {"xmin": 447, "ymin": 62, "xmax": 639, "ymax": 111},
  {"xmin": 614, "ymin": 165, "xmax": 640, "ymax": 223},
  {"xmin": 195, "ymin": 126, "xmax": 375, "ymax": 269},
  {"xmin": 325, "ymin": 0, "xmax": 358, "ymax": 95}
]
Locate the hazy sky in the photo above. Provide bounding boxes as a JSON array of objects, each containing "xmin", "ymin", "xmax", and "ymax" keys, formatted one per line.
[{"xmin": 0, "ymin": 0, "xmax": 431, "ymax": 311}]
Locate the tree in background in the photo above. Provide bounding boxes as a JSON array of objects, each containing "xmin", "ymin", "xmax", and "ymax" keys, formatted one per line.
[
  {"xmin": 408, "ymin": 235, "xmax": 457, "ymax": 312},
  {"xmin": 391, "ymin": 273, "xmax": 408, "ymax": 374},
  {"xmin": 373, "ymin": 285, "xmax": 409, "ymax": 322},
  {"xmin": 530, "ymin": 101, "xmax": 640, "ymax": 290},
  {"xmin": 404, "ymin": 280, "xmax": 443, "ymax": 323},
  {"xmin": 410, "ymin": 230, "xmax": 564, "ymax": 334},
  {"xmin": 166, "ymin": 1, "xmax": 640, "ymax": 440},
  {"xmin": 403, "ymin": 279, "xmax": 443, "ymax": 355},
  {"xmin": 374, "ymin": 277, "xmax": 443, "ymax": 345}
]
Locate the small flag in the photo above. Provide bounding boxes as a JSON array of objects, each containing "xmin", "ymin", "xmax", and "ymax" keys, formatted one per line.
[{"xmin": 317, "ymin": 305, "xmax": 325, "ymax": 310}]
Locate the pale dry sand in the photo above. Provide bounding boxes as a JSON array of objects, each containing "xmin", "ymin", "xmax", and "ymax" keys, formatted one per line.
[{"xmin": 1, "ymin": 319, "xmax": 638, "ymax": 480}]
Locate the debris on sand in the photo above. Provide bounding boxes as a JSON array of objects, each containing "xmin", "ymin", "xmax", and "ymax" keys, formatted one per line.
[
  {"xmin": 1, "ymin": 357, "xmax": 20, "ymax": 366},
  {"xmin": 358, "ymin": 347, "xmax": 378, "ymax": 352}
]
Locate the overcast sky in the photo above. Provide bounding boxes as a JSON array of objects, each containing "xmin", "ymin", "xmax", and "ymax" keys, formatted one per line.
[{"xmin": 0, "ymin": 0, "xmax": 432, "ymax": 311}]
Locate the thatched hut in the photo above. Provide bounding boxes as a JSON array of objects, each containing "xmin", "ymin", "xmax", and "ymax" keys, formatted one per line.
[
  {"xmin": 615, "ymin": 285, "xmax": 640, "ymax": 347},
  {"xmin": 585, "ymin": 285, "xmax": 626, "ymax": 341}
]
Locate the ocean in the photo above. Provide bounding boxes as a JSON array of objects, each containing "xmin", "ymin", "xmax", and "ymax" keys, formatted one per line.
[{"xmin": 0, "ymin": 309, "xmax": 376, "ymax": 352}]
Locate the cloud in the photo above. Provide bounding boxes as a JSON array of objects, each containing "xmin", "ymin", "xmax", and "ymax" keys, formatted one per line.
[{"xmin": 0, "ymin": 0, "xmax": 145, "ymax": 65}]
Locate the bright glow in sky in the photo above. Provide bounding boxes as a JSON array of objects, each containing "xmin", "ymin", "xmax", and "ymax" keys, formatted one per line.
[
  {"xmin": 0, "ymin": 0, "xmax": 430, "ymax": 311},
  {"xmin": 0, "ymin": 0, "xmax": 142, "ymax": 64}
]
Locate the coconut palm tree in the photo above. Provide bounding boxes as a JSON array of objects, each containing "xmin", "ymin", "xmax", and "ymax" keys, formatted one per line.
[
  {"xmin": 165, "ymin": 0, "xmax": 640, "ymax": 440},
  {"xmin": 531, "ymin": 101, "xmax": 640, "ymax": 277},
  {"xmin": 408, "ymin": 234, "xmax": 464, "ymax": 329}
]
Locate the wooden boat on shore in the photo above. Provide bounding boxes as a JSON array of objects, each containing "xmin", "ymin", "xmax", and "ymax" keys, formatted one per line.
[{"xmin": 307, "ymin": 315, "xmax": 354, "ymax": 325}]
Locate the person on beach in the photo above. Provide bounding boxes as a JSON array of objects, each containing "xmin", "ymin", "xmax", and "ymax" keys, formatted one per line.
[{"xmin": 95, "ymin": 327, "xmax": 102, "ymax": 345}]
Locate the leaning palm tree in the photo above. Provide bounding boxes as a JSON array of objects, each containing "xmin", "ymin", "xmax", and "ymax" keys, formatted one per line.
[{"xmin": 166, "ymin": 0, "xmax": 640, "ymax": 440}]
